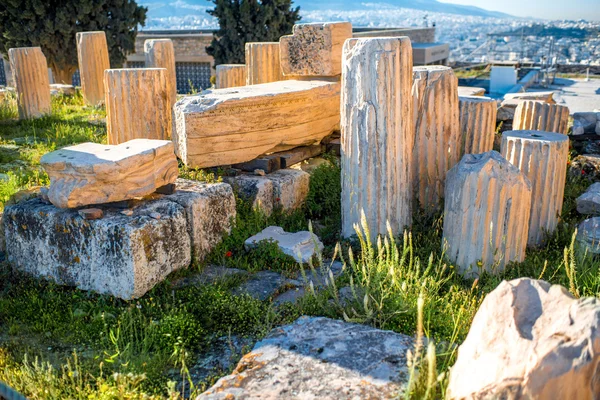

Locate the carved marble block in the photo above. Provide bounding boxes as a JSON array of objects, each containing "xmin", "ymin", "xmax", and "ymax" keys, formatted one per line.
[
  {"xmin": 513, "ymin": 101, "xmax": 570, "ymax": 134},
  {"xmin": 76, "ymin": 32, "xmax": 110, "ymax": 106},
  {"xmin": 341, "ymin": 37, "xmax": 414, "ymax": 240},
  {"xmin": 145, "ymin": 39, "xmax": 177, "ymax": 108},
  {"xmin": 40, "ymin": 139, "xmax": 178, "ymax": 208},
  {"xmin": 458, "ymin": 95, "xmax": 497, "ymax": 157},
  {"xmin": 8, "ymin": 47, "xmax": 51, "ymax": 119},
  {"xmin": 173, "ymin": 80, "xmax": 340, "ymax": 168},
  {"xmin": 245, "ymin": 42, "xmax": 284, "ymax": 85},
  {"xmin": 280, "ymin": 22, "xmax": 353, "ymax": 77},
  {"xmin": 216, "ymin": 64, "xmax": 247, "ymax": 89},
  {"xmin": 412, "ymin": 66, "xmax": 460, "ymax": 209},
  {"xmin": 443, "ymin": 151, "xmax": 532, "ymax": 277},
  {"xmin": 501, "ymin": 130, "xmax": 569, "ymax": 246},
  {"xmin": 104, "ymin": 68, "xmax": 172, "ymax": 144}
]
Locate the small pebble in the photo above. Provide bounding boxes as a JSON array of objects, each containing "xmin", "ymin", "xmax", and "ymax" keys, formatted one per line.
[
  {"xmin": 254, "ymin": 169, "xmax": 266, "ymax": 176},
  {"xmin": 149, "ymin": 212, "xmax": 161, "ymax": 220},
  {"xmin": 121, "ymin": 209, "xmax": 133, "ymax": 216},
  {"xmin": 78, "ymin": 208, "xmax": 103, "ymax": 220}
]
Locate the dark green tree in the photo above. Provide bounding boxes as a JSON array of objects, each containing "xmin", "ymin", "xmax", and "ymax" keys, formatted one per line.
[
  {"xmin": 0, "ymin": 0, "xmax": 147, "ymax": 84},
  {"xmin": 207, "ymin": 0, "xmax": 300, "ymax": 65}
]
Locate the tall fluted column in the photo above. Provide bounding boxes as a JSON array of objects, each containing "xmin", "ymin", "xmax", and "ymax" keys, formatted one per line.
[
  {"xmin": 144, "ymin": 39, "xmax": 177, "ymax": 108},
  {"xmin": 412, "ymin": 66, "xmax": 460, "ymax": 209},
  {"xmin": 341, "ymin": 38, "xmax": 414, "ymax": 240},
  {"xmin": 513, "ymin": 100, "xmax": 569, "ymax": 134},
  {"xmin": 104, "ymin": 68, "xmax": 171, "ymax": 144},
  {"xmin": 443, "ymin": 151, "xmax": 532, "ymax": 278},
  {"xmin": 8, "ymin": 47, "xmax": 51, "ymax": 119},
  {"xmin": 458, "ymin": 95, "xmax": 498, "ymax": 157},
  {"xmin": 501, "ymin": 130, "xmax": 569, "ymax": 246},
  {"xmin": 245, "ymin": 43, "xmax": 284, "ymax": 85},
  {"xmin": 76, "ymin": 32, "xmax": 110, "ymax": 106},
  {"xmin": 216, "ymin": 64, "xmax": 247, "ymax": 89}
]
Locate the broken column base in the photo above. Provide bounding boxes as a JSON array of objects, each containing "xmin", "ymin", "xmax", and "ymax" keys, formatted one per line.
[{"xmin": 3, "ymin": 179, "xmax": 235, "ymax": 300}]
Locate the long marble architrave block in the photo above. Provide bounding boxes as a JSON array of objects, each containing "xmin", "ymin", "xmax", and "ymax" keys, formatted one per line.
[
  {"xmin": 341, "ymin": 38, "xmax": 414, "ymax": 240},
  {"xmin": 144, "ymin": 39, "xmax": 177, "ymax": 108},
  {"xmin": 513, "ymin": 101, "xmax": 570, "ymax": 134},
  {"xmin": 412, "ymin": 66, "xmax": 460, "ymax": 209},
  {"xmin": 40, "ymin": 139, "xmax": 178, "ymax": 208},
  {"xmin": 458, "ymin": 95, "xmax": 497, "ymax": 157},
  {"xmin": 216, "ymin": 64, "xmax": 247, "ymax": 89},
  {"xmin": 501, "ymin": 130, "xmax": 569, "ymax": 246},
  {"xmin": 443, "ymin": 151, "xmax": 532, "ymax": 278},
  {"xmin": 280, "ymin": 22, "xmax": 353, "ymax": 77},
  {"xmin": 245, "ymin": 42, "xmax": 284, "ymax": 85},
  {"xmin": 8, "ymin": 47, "xmax": 51, "ymax": 119},
  {"xmin": 4, "ymin": 197, "xmax": 191, "ymax": 300},
  {"xmin": 76, "ymin": 32, "xmax": 110, "ymax": 106},
  {"xmin": 173, "ymin": 80, "xmax": 340, "ymax": 168},
  {"xmin": 104, "ymin": 68, "xmax": 172, "ymax": 144}
]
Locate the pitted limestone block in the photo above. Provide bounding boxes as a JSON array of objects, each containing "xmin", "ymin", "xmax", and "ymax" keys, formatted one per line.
[
  {"xmin": 3, "ymin": 197, "xmax": 191, "ymax": 299},
  {"xmin": 40, "ymin": 139, "xmax": 178, "ymax": 208},
  {"xmin": 268, "ymin": 169, "xmax": 310, "ymax": 211},
  {"xmin": 245, "ymin": 226, "xmax": 323, "ymax": 263},
  {"xmin": 280, "ymin": 22, "xmax": 352, "ymax": 77},
  {"xmin": 224, "ymin": 175, "xmax": 274, "ymax": 216},
  {"xmin": 198, "ymin": 316, "xmax": 414, "ymax": 399},
  {"xmin": 163, "ymin": 179, "xmax": 236, "ymax": 261},
  {"xmin": 443, "ymin": 151, "xmax": 532, "ymax": 278}
]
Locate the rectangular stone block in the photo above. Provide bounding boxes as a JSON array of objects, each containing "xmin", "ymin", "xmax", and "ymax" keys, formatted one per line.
[
  {"xmin": 40, "ymin": 139, "xmax": 178, "ymax": 208},
  {"xmin": 173, "ymin": 80, "xmax": 340, "ymax": 168},
  {"xmin": 4, "ymin": 197, "xmax": 191, "ymax": 299},
  {"xmin": 269, "ymin": 169, "xmax": 310, "ymax": 211},
  {"xmin": 163, "ymin": 179, "xmax": 236, "ymax": 261},
  {"xmin": 280, "ymin": 22, "xmax": 353, "ymax": 77},
  {"xmin": 224, "ymin": 175, "xmax": 275, "ymax": 216}
]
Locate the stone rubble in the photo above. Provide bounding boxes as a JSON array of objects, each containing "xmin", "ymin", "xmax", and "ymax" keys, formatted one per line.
[
  {"xmin": 244, "ymin": 226, "xmax": 323, "ymax": 263},
  {"xmin": 40, "ymin": 139, "xmax": 178, "ymax": 208},
  {"xmin": 447, "ymin": 278, "xmax": 600, "ymax": 400},
  {"xmin": 576, "ymin": 182, "xmax": 600, "ymax": 215},
  {"xmin": 197, "ymin": 316, "xmax": 414, "ymax": 399}
]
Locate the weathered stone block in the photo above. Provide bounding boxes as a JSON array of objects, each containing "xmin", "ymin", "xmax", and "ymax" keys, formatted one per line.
[
  {"xmin": 40, "ymin": 139, "xmax": 178, "ymax": 208},
  {"xmin": 224, "ymin": 174, "xmax": 274, "ymax": 215},
  {"xmin": 173, "ymin": 80, "xmax": 340, "ymax": 168},
  {"xmin": 245, "ymin": 42, "xmax": 284, "ymax": 85},
  {"xmin": 572, "ymin": 112, "xmax": 598, "ymax": 135},
  {"xmin": 280, "ymin": 22, "xmax": 352, "ymax": 77},
  {"xmin": 8, "ymin": 47, "xmax": 51, "ymax": 119},
  {"xmin": 501, "ymin": 130, "xmax": 569, "ymax": 246},
  {"xmin": 458, "ymin": 95, "xmax": 497, "ymax": 157},
  {"xmin": 577, "ymin": 217, "xmax": 600, "ymax": 255},
  {"xmin": 76, "ymin": 32, "xmax": 110, "ymax": 106},
  {"xmin": 341, "ymin": 38, "xmax": 414, "ymax": 240},
  {"xmin": 163, "ymin": 179, "xmax": 236, "ymax": 262},
  {"xmin": 105, "ymin": 68, "xmax": 172, "ymax": 144},
  {"xmin": 447, "ymin": 278, "xmax": 600, "ymax": 400},
  {"xmin": 443, "ymin": 151, "xmax": 532, "ymax": 277},
  {"xmin": 577, "ymin": 183, "xmax": 600, "ymax": 215},
  {"xmin": 245, "ymin": 226, "xmax": 323, "ymax": 263},
  {"xmin": 513, "ymin": 100, "xmax": 570, "ymax": 134},
  {"xmin": 4, "ymin": 197, "xmax": 191, "ymax": 299},
  {"xmin": 268, "ymin": 169, "xmax": 310, "ymax": 211},
  {"xmin": 413, "ymin": 66, "xmax": 460, "ymax": 209},
  {"xmin": 198, "ymin": 316, "xmax": 414, "ymax": 399},
  {"xmin": 215, "ymin": 64, "xmax": 246, "ymax": 89}
]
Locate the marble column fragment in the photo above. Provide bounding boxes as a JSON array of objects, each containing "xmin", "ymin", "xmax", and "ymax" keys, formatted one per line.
[
  {"xmin": 76, "ymin": 31, "xmax": 110, "ymax": 106},
  {"xmin": 8, "ymin": 47, "xmax": 51, "ymax": 119},
  {"xmin": 216, "ymin": 64, "xmax": 247, "ymax": 89},
  {"xmin": 245, "ymin": 42, "xmax": 284, "ymax": 85},
  {"xmin": 513, "ymin": 100, "xmax": 570, "ymax": 134},
  {"xmin": 458, "ymin": 95, "xmax": 498, "ymax": 157}
]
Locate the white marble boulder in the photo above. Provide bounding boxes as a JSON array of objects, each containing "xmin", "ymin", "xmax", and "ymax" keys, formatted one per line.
[
  {"xmin": 577, "ymin": 182, "xmax": 600, "ymax": 215},
  {"xmin": 40, "ymin": 139, "xmax": 178, "ymax": 208},
  {"xmin": 447, "ymin": 278, "xmax": 600, "ymax": 400},
  {"xmin": 280, "ymin": 22, "xmax": 352, "ymax": 77},
  {"xmin": 443, "ymin": 151, "xmax": 532, "ymax": 277},
  {"xmin": 245, "ymin": 226, "xmax": 323, "ymax": 263},
  {"xmin": 198, "ymin": 316, "xmax": 414, "ymax": 399}
]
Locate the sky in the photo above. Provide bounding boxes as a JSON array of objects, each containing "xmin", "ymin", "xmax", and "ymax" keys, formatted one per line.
[{"xmin": 438, "ymin": 0, "xmax": 600, "ymax": 21}]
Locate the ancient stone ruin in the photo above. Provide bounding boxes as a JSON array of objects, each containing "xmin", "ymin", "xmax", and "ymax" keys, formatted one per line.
[
  {"xmin": 215, "ymin": 64, "xmax": 247, "ymax": 89},
  {"xmin": 458, "ymin": 95, "xmax": 497, "ymax": 157},
  {"xmin": 144, "ymin": 39, "xmax": 177, "ymax": 108},
  {"xmin": 513, "ymin": 100, "xmax": 570, "ymax": 134},
  {"xmin": 341, "ymin": 37, "xmax": 414, "ymax": 240},
  {"xmin": 76, "ymin": 31, "xmax": 110, "ymax": 106},
  {"xmin": 245, "ymin": 42, "xmax": 284, "ymax": 85},
  {"xmin": 8, "ymin": 47, "xmax": 51, "ymax": 119}
]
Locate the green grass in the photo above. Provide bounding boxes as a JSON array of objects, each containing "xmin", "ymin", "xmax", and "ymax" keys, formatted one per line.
[{"xmin": 0, "ymin": 94, "xmax": 598, "ymax": 399}]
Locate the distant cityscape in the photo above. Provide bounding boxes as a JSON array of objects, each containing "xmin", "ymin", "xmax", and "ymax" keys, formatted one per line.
[{"xmin": 140, "ymin": 2, "xmax": 600, "ymax": 66}]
